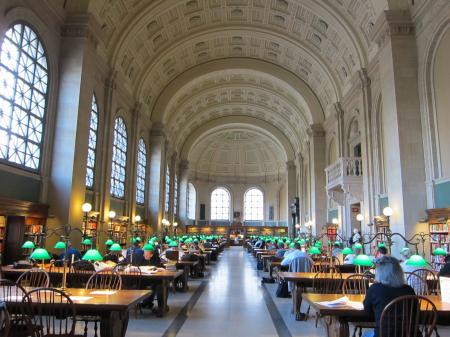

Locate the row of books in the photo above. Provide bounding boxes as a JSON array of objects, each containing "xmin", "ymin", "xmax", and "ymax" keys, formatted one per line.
[{"xmin": 430, "ymin": 223, "xmax": 449, "ymax": 232}]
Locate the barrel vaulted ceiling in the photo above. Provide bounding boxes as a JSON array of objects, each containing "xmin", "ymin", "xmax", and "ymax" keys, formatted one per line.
[{"xmin": 62, "ymin": 0, "xmax": 400, "ymax": 176}]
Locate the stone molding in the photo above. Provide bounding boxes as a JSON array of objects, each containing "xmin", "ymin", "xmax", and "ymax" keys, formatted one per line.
[
  {"xmin": 371, "ymin": 10, "xmax": 415, "ymax": 47},
  {"xmin": 61, "ymin": 14, "xmax": 101, "ymax": 48}
]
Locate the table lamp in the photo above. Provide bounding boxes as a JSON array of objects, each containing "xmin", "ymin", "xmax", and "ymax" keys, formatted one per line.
[
  {"xmin": 105, "ymin": 239, "xmax": 114, "ymax": 246},
  {"xmin": 22, "ymin": 241, "xmax": 36, "ymax": 249},
  {"xmin": 82, "ymin": 249, "xmax": 103, "ymax": 262},
  {"xmin": 406, "ymin": 254, "xmax": 428, "ymax": 267},
  {"xmin": 82, "ymin": 238, "xmax": 93, "ymax": 246},
  {"xmin": 308, "ymin": 246, "xmax": 321, "ymax": 255},
  {"xmin": 433, "ymin": 247, "xmax": 447, "ymax": 256},
  {"xmin": 54, "ymin": 241, "xmax": 66, "ymax": 249},
  {"xmin": 342, "ymin": 247, "xmax": 353, "ymax": 255},
  {"xmin": 30, "ymin": 248, "xmax": 51, "ymax": 267},
  {"xmin": 354, "ymin": 254, "xmax": 373, "ymax": 273},
  {"xmin": 109, "ymin": 243, "xmax": 122, "ymax": 251}
]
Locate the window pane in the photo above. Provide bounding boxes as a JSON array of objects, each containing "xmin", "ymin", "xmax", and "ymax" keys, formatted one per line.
[
  {"xmin": 164, "ymin": 165, "xmax": 170, "ymax": 213},
  {"xmin": 0, "ymin": 23, "xmax": 48, "ymax": 170},
  {"xmin": 244, "ymin": 188, "xmax": 264, "ymax": 220},
  {"xmin": 135, "ymin": 138, "xmax": 147, "ymax": 204},
  {"xmin": 85, "ymin": 95, "xmax": 98, "ymax": 188},
  {"xmin": 110, "ymin": 117, "xmax": 127, "ymax": 198},
  {"xmin": 173, "ymin": 174, "xmax": 178, "ymax": 215},
  {"xmin": 187, "ymin": 183, "xmax": 196, "ymax": 220},
  {"xmin": 211, "ymin": 188, "xmax": 230, "ymax": 220}
]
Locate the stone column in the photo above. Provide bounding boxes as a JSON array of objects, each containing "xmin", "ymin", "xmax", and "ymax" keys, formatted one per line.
[
  {"xmin": 286, "ymin": 160, "xmax": 297, "ymax": 237},
  {"xmin": 309, "ymin": 124, "xmax": 327, "ymax": 235},
  {"xmin": 148, "ymin": 124, "xmax": 166, "ymax": 232},
  {"xmin": 371, "ymin": 11, "xmax": 427, "ymax": 243},
  {"xmin": 178, "ymin": 160, "xmax": 189, "ymax": 228},
  {"xmin": 47, "ymin": 16, "xmax": 100, "ymax": 246},
  {"xmin": 168, "ymin": 153, "xmax": 177, "ymax": 223},
  {"xmin": 127, "ymin": 104, "xmax": 141, "ymax": 223},
  {"xmin": 334, "ymin": 102, "xmax": 345, "ymax": 157}
]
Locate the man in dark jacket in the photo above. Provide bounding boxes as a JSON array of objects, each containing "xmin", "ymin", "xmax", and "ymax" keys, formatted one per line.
[
  {"xmin": 439, "ymin": 254, "xmax": 450, "ymax": 277},
  {"xmin": 138, "ymin": 244, "xmax": 164, "ymax": 314}
]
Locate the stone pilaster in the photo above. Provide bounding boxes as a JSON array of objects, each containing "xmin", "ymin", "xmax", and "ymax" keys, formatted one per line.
[
  {"xmin": 286, "ymin": 160, "xmax": 297, "ymax": 237},
  {"xmin": 178, "ymin": 160, "xmax": 190, "ymax": 228}
]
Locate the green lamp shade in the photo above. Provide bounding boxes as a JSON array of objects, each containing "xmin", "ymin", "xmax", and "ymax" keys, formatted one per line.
[
  {"xmin": 169, "ymin": 242, "xmax": 178, "ymax": 247},
  {"xmin": 406, "ymin": 254, "xmax": 428, "ymax": 267},
  {"xmin": 132, "ymin": 237, "xmax": 142, "ymax": 243},
  {"xmin": 54, "ymin": 241, "xmax": 66, "ymax": 249},
  {"xmin": 289, "ymin": 242, "xmax": 295, "ymax": 248},
  {"xmin": 433, "ymin": 247, "xmax": 447, "ymax": 256},
  {"xmin": 314, "ymin": 241, "xmax": 322, "ymax": 247},
  {"xmin": 334, "ymin": 241, "xmax": 341, "ymax": 246},
  {"xmin": 30, "ymin": 248, "xmax": 51, "ymax": 260},
  {"xmin": 378, "ymin": 242, "xmax": 386, "ymax": 248},
  {"xmin": 109, "ymin": 243, "xmax": 122, "ymax": 251},
  {"xmin": 21, "ymin": 241, "xmax": 36, "ymax": 249},
  {"xmin": 342, "ymin": 247, "xmax": 353, "ymax": 255},
  {"xmin": 143, "ymin": 243, "xmax": 154, "ymax": 251},
  {"xmin": 353, "ymin": 243, "xmax": 363, "ymax": 249},
  {"xmin": 353, "ymin": 254, "xmax": 373, "ymax": 267},
  {"xmin": 82, "ymin": 249, "xmax": 103, "ymax": 261},
  {"xmin": 105, "ymin": 239, "xmax": 114, "ymax": 246},
  {"xmin": 308, "ymin": 247, "xmax": 321, "ymax": 255},
  {"xmin": 82, "ymin": 238, "xmax": 92, "ymax": 245}
]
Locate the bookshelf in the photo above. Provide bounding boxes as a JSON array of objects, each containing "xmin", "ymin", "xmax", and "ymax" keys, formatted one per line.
[
  {"xmin": 82, "ymin": 211, "xmax": 99, "ymax": 239},
  {"xmin": 373, "ymin": 215, "xmax": 390, "ymax": 255},
  {"xmin": 326, "ymin": 224, "xmax": 338, "ymax": 242},
  {"xmin": 426, "ymin": 208, "xmax": 450, "ymax": 267},
  {"xmin": 108, "ymin": 217, "xmax": 128, "ymax": 245},
  {"xmin": 0, "ymin": 216, "xmax": 5, "ymax": 255}
]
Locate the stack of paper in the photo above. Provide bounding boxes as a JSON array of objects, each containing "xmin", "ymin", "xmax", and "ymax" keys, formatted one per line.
[{"xmin": 315, "ymin": 296, "xmax": 364, "ymax": 310}]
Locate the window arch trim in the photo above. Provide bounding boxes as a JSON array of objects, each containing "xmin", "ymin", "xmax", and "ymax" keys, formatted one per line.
[
  {"xmin": 210, "ymin": 186, "xmax": 231, "ymax": 221},
  {"xmin": 243, "ymin": 187, "xmax": 264, "ymax": 221},
  {"xmin": 110, "ymin": 116, "xmax": 128, "ymax": 199}
]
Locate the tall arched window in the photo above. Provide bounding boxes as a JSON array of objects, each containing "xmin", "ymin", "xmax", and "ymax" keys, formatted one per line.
[
  {"xmin": 211, "ymin": 187, "xmax": 230, "ymax": 220},
  {"xmin": 187, "ymin": 183, "xmax": 196, "ymax": 220},
  {"xmin": 135, "ymin": 138, "xmax": 146, "ymax": 204},
  {"xmin": 164, "ymin": 165, "xmax": 170, "ymax": 213},
  {"xmin": 110, "ymin": 117, "xmax": 127, "ymax": 198},
  {"xmin": 244, "ymin": 188, "xmax": 264, "ymax": 220},
  {"xmin": 173, "ymin": 174, "xmax": 178, "ymax": 215},
  {"xmin": 0, "ymin": 23, "xmax": 49, "ymax": 170},
  {"xmin": 85, "ymin": 94, "xmax": 98, "ymax": 188}
]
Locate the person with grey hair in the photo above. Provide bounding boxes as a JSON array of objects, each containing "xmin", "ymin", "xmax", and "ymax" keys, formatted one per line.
[
  {"xmin": 363, "ymin": 256, "xmax": 415, "ymax": 337},
  {"xmin": 400, "ymin": 247, "xmax": 433, "ymax": 274},
  {"xmin": 343, "ymin": 247, "xmax": 362, "ymax": 265}
]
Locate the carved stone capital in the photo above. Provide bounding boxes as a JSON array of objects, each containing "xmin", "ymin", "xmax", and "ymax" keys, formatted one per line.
[
  {"xmin": 61, "ymin": 14, "xmax": 101, "ymax": 48},
  {"xmin": 179, "ymin": 160, "xmax": 189, "ymax": 171},
  {"xmin": 307, "ymin": 124, "xmax": 325, "ymax": 138},
  {"xmin": 286, "ymin": 160, "xmax": 296, "ymax": 170},
  {"xmin": 150, "ymin": 122, "xmax": 166, "ymax": 138},
  {"xmin": 357, "ymin": 68, "xmax": 371, "ymax": 90},
  {"xmin": 371, "ymin": 10, "xmax": 415, "ymax": 48},
  {"xmin": 333, "ymin": 102, "xmax": 344, "ymax": 120}
]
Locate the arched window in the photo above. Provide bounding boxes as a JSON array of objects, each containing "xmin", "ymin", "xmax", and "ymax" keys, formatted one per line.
[
  {"xmin": 110, "ymin": 117, "xmax": 127, "ymax": 198},
  {"xmin": 187, "ymin": 183, "xmax": 196, "ymax": 220},
  {"xmin": 164, "ymin": 165, "xmax": 170, "ymax": 213},
  {"xmin": 0, "ymin": 23, "xmax": 49, "ymax": 170},
  {"xmin": 135, "ymin": 138, "xmax": 146, "ymax": 204},
  {"xmin": 211, "ymin": 187, "xmax": 230, "ymax": 220},
  {"xmin": 85, "ymin": 94, "xmax": 98, "ymax": 188},
  {"xmin": 173, "ymin": 174, "xmax": 178, "ymax": 215},
  {"xmin": 244, "ymin": 188, "xmax": 264, "ymax": 220}
]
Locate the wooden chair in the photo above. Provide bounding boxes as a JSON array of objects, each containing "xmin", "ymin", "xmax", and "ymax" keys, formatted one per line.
[
  {"xmin": 69, "ymin": 260, "xmax": 95, "ymax": 288},
  {"xmin": 307, "ymin": 271, "xmax": 343, "ymax": 327},
  {"xmin": 77, "ymin": 271, "xmax": 122, "ymax": 337},
  {"xmin": 406, "ymin": 271, "xmax": 430, "ymax": 296},
  {"xmin": 343, "ymin": 274, "xmax": 376, "ymax": 337},
  {"xmin": 165, "ymin": 250, "xmax": 179, "ymax": 261},
  {"xmin": 16, "ymin": 269, "xmax": 50, "ymax": 288},
  {"xmin": 22, "ymin": 288, "xmax": 82, "ymax": 337},
  {"xmin": 379, "ymin": 295, "xmax": 437, "ymax": 337},
  {"xmin": 0, "ymin": 302, "xmax": 10, "ymax": 337},
  {"xmin": 0, "ymin": 280, "xmax": 25, "ymax": 337},
  {"xmin": 414, "ymin": 269, "xmax": 439, "ymax": 295}
]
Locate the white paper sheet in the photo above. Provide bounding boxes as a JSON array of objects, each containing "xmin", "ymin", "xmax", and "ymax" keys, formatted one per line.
[
  {"xmin": 316, "ymin": 296, "xmax": 349, "ymax": 307},
  {"xmin": 69, "ymin": 296, "xmax": 93, "ymax": 302},
  {"xmin": 440, "ymin": 276, "xmax": 450, "ymax": 303},
  {"xmin": 89, "ymin": 290, "xmax": 117, "ymax": 295}
]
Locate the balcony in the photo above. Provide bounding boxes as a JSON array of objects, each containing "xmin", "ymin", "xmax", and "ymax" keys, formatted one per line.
[{"xmin": 325, "ymin": 157, "xmax": 363, "ymax": 204}]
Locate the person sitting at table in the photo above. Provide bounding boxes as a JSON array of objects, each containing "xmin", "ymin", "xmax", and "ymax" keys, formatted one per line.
[
  {"xmin": 373, "ymin": 246, "xmax": 388, "ymax": 263},
  {"xmin": 349, "ymin": 227, "xmax": 361, "ymax": 245},
  {"xmin": 254, "ymin": 238, "xmax": 263, "ymax": 248},
  {"xmin": 438, "ymin": 254, "xmax": 450, "ymax": 277},
  {"xmin": 266, "ymin": 240, "xmax": 276, "ymax": 250},
  {"xmin": 363, "ymin": 256, "xmax": 415, "ymax": 337},
  {"xmin": 399, "ymin": 247, "xmax": 433, "ymax": 274},
  {"xmin": 343, "ymin": 247, "xmax": 362, "ymax": 265},
  {"xmin": 275, "ymin": 243, "xmax": 286, "ymax": 258},
  {"xmin": 332, "ymin": 243, "xmax": 343, "ymax": 263},
  {"xmin": 138, "ymin": 245, "xmax": 165, "ymax": 313},
  {"xmin": 126, "ymin": 239, "xmax": 144, "ymax": 266},
  {"xmin": 280, "ymin": 242, "xmax": 314, "ymax": 268},
  {"xmin": 58, "ymin": 243, "xmax": 82, "ymax": 263}
]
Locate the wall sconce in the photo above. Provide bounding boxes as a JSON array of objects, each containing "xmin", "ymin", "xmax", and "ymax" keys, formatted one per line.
[
  {"xmin": 134, "ymin": 215, "xmax": 141, "ymax": 224},
  {"xmin": 356, "ymin": 213, "xmax": 363, "ymax": 227},
  {"xmin": 108, "ymin": 210, "xmax": 116, "ymax": 232}
]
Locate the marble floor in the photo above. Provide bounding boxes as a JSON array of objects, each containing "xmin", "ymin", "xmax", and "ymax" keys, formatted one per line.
[{"xmin": 87, "ymin": 247, "xmax": 450, "ymax": 337}]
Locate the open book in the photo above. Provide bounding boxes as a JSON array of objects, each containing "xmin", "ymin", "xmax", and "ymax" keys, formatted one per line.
[{"xmin": 315, "ymin": 296, "xmax": 364, "ymax": 310}]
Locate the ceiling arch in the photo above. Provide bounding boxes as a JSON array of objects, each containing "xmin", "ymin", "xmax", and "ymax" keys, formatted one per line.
[
  {"xmin": 188, "ymin": 127, "xmax": 287, "ymax": 179},
  {"xmin": 180, "ymin": 115, "xmax": 296, "ymax": 162}
]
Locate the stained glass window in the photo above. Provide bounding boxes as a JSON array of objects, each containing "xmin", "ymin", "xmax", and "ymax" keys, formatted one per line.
[
  {"xmin": 110, "ymin": 117, "xmax": 127, "ymax": 198},
  {"xmin": 85, "ymin": 95, "xmax": 98, "ymax": 188},
  {"xmin": 211, "ymin": 187, "xmax": 230, "ymax": 220},
  {"xmin": 135, "ymin": 138, "xmax": 147, "ymax": 204},
  {"xmin": 0, "ymin": 23, "xmax": 48, "ymax": 170},
  {"xmin": 164, "ymin": 165, "xmax": 170, "ymax": 213},
  {"xmin": 244, "ymin": 188, "xmax": 264, "ymax": 220},
  {"xmin": 173, "ymin": 174, "xmax": 178, "ymax": 215},
  {"xmin": 187, "ymin": 183, "xmax": 196, "ymax": 220}
]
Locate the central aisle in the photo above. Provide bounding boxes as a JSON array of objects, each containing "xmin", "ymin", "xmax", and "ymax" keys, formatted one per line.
[{"xmin": 176, "ymin": 246, "xmax": 279, "ymax": 337}]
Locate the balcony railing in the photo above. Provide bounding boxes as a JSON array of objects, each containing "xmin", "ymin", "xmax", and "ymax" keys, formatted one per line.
[
  {"xmin": 326, "ymin": 157, "xmax": 363, "ymax": 190},
  {"xmin": 189, "ymin": 220, "xmax": 288, "ymax": 227}
]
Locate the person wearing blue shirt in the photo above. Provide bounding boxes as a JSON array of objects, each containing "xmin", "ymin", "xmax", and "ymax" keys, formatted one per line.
[
  {"xmin": 281, "ymin": 243, "xmax": 314, "ymax": 266},
  {"xmin": 126, "ymin": 240, "xmax": 144, "ymax": 266},
  {"xmin": 275, "ymin": 243, "xmax": 286, "ymax": 258},
  {"xmin": 58, "ymin": 243, "xmax": 82, "ymax": 263}
]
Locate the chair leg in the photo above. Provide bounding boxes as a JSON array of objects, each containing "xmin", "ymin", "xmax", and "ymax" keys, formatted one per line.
[
  {"xmin": 94, "ymin": 321, "xmax": 98, "ymax": 337},
  {"xmin": 83, "ymin": 321, "xmax": 88, "ymax": 337}
]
